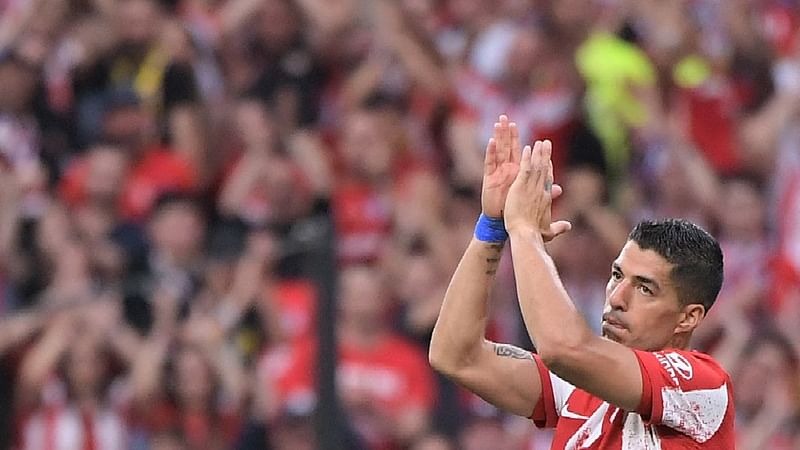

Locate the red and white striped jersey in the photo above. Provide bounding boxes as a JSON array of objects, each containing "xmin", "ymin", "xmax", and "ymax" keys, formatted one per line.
[{"xmin": 531, "ymin": 349, "xmax": 735, "ymax": 449}]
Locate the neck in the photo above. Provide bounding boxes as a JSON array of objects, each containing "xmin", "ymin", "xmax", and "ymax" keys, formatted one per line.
[{"xmin": 666, "ymin": 333, "xmax": 692, "ymax": 350}]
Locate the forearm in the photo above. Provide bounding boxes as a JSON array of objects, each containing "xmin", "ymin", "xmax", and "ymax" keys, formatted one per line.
[
  {"xmin": 508, "ymin": 228, "xmax": 593, "ymax": 360},
  {"xmin": 429, "ymin": 238, "xmax": 503, "ymax": 370},
  {"xmin": 168, "ymin": 106, "xmax": 208, "ymax": 185},
  {"xmin": 0, "ymin": 313, "xmax": 41, "ymax": 357},
  {"xmin": 18, "ymin": 328, "xmax": 70, "ymax": 394},
  {"xmin": 390, "ymin": 34, "xmax": 448, "ymax": 96},
  {"xmin": 131, "ymin": 335, "xmax": 169, "ymax": 404},
  {"xmin": 218, "ymin": 163, "xmax": 260, "ymax": 216},
  {"xmin": 209, "ymin": 345, "xmax": 245, "ymax": 407}
]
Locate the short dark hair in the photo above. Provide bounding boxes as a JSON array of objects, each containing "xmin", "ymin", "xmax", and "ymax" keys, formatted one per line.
[{"xmin": 628, "ymin": 219, "xmax": 723, "ymax": 312}]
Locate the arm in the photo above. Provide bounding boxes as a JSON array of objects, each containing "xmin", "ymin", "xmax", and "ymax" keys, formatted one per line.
[
  {"xmin": 168, "ymin": 105, "xmax": 208, "ymax": 186},
  {"xmin": 16, "ymin": 313, "xmax": 75, "ymax": 407},
  {"xmin": 504, "ymin": 140, "xmax": 642, "ymax": 411},
  {"xmin": 430, "ymin": 238, "xmax": 541, "ymax": 417},
  {"xmin": 429, "ymin": 116, "xmax": 543, "ymax": 417},
  {"xmin": 205, "ymin": 339, "xmax": 246, "ymax": 408},
  {"xmin": 130, "ymin": 333, "xmax": 170, "ymax": 407},
  {"xmin": 0, "ymin": 166, "xmax": 20, "ymax": 272},
  {"xmin": 217, "ymin": 154, "xmax": 269, "ymax": 218},
  {"xmin": 0, "ymin": 312, "xmax": 43, "ymax": 357},
  {"xmin": 372, "ymin": 1, "xmax": 448, "ymax": 96},
  {"xmin": 447, "ymin": 116, "xmax": 486, "ymax": 186}
]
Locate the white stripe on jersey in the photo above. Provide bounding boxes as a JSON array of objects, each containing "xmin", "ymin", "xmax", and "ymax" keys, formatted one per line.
[
  {"xmin": 622, "ymin": 413, "xmax": 662, "ymax": 450},
  {"xmin": 660, "ymin": 383, "xmax": 729, "ymax": 443},
  {"xmin": 564, "ymin": 402, "xmax": 611, "ymax": 450}
]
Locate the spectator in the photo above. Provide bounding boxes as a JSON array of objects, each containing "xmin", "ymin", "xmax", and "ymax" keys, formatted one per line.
[{"xmin": 269, "ymin": 265, "xmax": 437, "ymax": 449}]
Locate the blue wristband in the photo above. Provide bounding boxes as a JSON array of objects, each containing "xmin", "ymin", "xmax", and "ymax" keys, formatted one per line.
[{"xmin": 474, "ymin": 213, "xmax": 508, "ymax": 243}]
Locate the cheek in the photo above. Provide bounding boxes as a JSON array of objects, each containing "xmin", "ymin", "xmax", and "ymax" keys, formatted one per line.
[
  {"xmin": 642, "ymin": 306, "xmax": 680, "ymax": 337},
  {"xmin": 627, "ymin": 302, "xmax": 675, "ymax": 336}
]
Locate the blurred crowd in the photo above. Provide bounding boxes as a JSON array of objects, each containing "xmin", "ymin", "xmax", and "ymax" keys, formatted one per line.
[{"xmin": 0, "ymin": 0, "xmax": 799, "ymax": 449}]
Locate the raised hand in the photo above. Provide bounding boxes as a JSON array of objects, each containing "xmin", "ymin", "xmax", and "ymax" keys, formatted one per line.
[
  {"xmin": 481, "ymin": 115, "xmax": 521, "ymax": 218},
  {"xmin": 504, "ymin": 140, "xmax": 571, "ymax": 242}
]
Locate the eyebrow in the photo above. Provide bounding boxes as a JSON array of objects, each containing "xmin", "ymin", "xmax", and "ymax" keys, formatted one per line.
[{"xmin": 612, "ymin": 262, "xmax": 661, "ymax": 293}]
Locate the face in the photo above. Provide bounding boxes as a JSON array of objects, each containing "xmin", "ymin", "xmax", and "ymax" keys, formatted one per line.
[
  {"xmin": 339, "ymin": 266, "xmax": 387, "ymax": 326},
  {"xmin": 563, "ymin": 166, "xmax": 605, "ymax": 211},
  {"xmin": 506, "ymin": 30, "xmax": 544, "ymax": 82},
  {"xmin": 235, "ymin": 100, "xmax": 275, "ymax": 150},
  {"xmin": 117, "ymin": 0, "xmax": 160, "ymax": 48},
  {"xmin": 734, "ymin": 341, "xmax": 793, "ymax": 412},
  {"xmin": 718, "ymin": 180, "xmax": 764, "ymax": 239},
  {"xmin": 102, "ymin": 105, "xmax": 151, "ymax": 152},
  {"xmin": 602, "ymin": 241, "xmax": 686, "ymax": 351},
  {"xmin": 85, "ymin": 146, "xmax": 129, "ymax": 204},
  {"xmin": 341, "ymin": 110, "xmax": 394, "ymax": 180},
  {"xmin": 150, "ymin": 202, "xmax": 205, "ymax": 262}
]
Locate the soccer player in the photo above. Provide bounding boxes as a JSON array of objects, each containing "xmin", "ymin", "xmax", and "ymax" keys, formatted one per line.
[{"xmin": 429, "ymin": 115, "xmax": 735, "ymax": 448}]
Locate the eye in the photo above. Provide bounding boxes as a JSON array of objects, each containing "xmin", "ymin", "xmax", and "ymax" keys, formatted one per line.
[
  {"xmin": 638, "ymin": 285, "xmax": 654, "ymax": 296},
  {"xmin": 611, "ymin": 270, "xmax": 622, "ymax": 281}
]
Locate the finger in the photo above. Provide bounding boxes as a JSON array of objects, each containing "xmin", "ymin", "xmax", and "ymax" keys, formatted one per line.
[
  {"xmin": 518, "ymin": 144, "xmax": 532, "ymax": 181},
  {"xmin": 484, "ymin": 138, "xmax": 497, "ymax": 172},
  {"xmin": 492, "ymin": 121, "xmax": 501, "ymax": 150},
  {"xmin": 550, "ymin": 183, "xmax": 563, "ymax": 200},
  {"xmin": 499, "ymin": 115, "xmax": 510, "ymax": 161},
  {"xmin": 549, "ymin": 220, "xmax": 572, "ymax": 238},
  {"xmin": 543, "ymin": 140, "xmax": 553, "ymax": 190},
  {"xmin": 509, "ymin": 122, "xmax": 520, "ymax": 163},
  {"xmin": 542, "ymin": 139, "xmax": 552, "ymax": 163},
  {"xmin": 531, "ymin": 141, "xmax": 545, "ymax": 189}
]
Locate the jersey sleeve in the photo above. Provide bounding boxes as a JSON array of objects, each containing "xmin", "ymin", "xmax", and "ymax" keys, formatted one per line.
[
  {"xmin": 634, "ymin": 349, "xmax": 731, "ymax": 443},
  {"xmin": 530, "ymin": 354, "xmax": 575, "ymax": 428}
]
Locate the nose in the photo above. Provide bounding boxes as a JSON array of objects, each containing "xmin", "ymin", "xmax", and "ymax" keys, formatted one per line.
[{"xmin": 607, "ymin": 279, "xmax": 630, "ymax": 312}]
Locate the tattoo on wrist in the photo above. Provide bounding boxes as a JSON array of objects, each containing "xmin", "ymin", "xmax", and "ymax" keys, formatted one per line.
[
  {"xmin": 485, "ymin": 243, "xmax": 504, "ymax": 275},
  {"xmin": 493, "ymin": 343, "xmax": 533, "ymax": 360}
]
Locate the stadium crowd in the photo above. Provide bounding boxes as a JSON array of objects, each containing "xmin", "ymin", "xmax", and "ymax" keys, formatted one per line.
[{"xmin": 0, "ymin": 0, "xmax": 799, "ymax": 448}]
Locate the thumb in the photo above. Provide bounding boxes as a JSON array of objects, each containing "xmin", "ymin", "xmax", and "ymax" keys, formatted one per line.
[
  {"xmin": 549, "ymin": 220, "xmax": 572, "ymax": 238},
  {"xmin": 550, "ymin": 183, "xmax": 563, "ymax": 200}
]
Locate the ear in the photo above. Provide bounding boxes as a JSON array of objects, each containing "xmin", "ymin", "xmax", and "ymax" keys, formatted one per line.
[{"xmin": 675, "ymin": 303, "xmax": 706, "ymax": 334}]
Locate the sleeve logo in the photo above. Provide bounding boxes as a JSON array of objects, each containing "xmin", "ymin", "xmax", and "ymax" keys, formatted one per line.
[{"xmin": 656, "ymin": 352, "xmax": 694, "ymax": 385}]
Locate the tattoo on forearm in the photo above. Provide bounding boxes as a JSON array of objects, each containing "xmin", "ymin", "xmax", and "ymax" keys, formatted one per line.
[
  {"xmin": 485, "ymin": 243, "xmax": 504, "ymax": 275},
  {"xmin": 493, "ymin": 343, "xmax": 533, "ymax": 360}
]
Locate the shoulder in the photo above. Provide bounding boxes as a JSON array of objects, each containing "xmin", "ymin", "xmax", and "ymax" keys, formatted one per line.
[
  {"xmin": 634, "ymin": 348, "xmax": 730, "ymax": 391},
  {"xmin": 634, "ymin": 349, "xmax": 733, "ymax": 443}
]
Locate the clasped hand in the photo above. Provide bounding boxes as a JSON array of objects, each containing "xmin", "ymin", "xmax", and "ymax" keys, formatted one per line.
[
  {"xmin": 504, "ymin": 140, "xmax": 571, "ymax": 242},
  {"xmin": 481, "ymin": 115, "xmax": 571, "ymax": 242}
]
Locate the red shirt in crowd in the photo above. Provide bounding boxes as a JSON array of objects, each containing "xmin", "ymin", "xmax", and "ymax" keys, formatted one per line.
[
  {"xmin": 267, "ymin": 334, "xmax": 436, "ymax": 449},
  {"xmin": 60, "ymin": 146, "xmax": 197, "ymax": 221}
]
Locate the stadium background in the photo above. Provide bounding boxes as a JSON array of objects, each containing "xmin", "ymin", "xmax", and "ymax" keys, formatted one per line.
[{"xmin": 0, "ymin": 0, "xmax": 799, "ymax": 448}]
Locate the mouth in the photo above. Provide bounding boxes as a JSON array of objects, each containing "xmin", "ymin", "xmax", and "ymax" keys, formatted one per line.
[
  {"xmin": 602, "ymin": 319, "xmax": 626, "ymax": 330},
  {"xmin": 601, "ymin": 315, "xmax": 627, "ymax": 340},
  {"xmin": 601, "ymin": 314, "xmax": 626, "ymax": 330}
]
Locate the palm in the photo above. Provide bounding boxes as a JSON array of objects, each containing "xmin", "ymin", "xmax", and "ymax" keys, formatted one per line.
[
  {"xmin": 482, "ymin": 161, "xmax": 519, "ymax": 217},
  {"xmin": 481, "ymin": 115, "xmax": 520, "ymax": 218}
]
